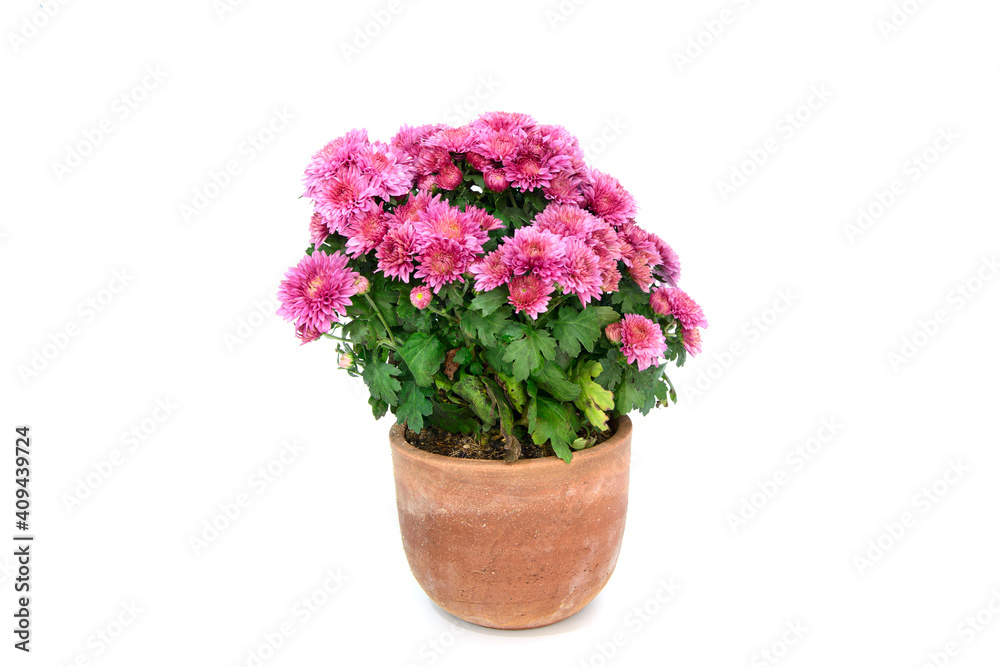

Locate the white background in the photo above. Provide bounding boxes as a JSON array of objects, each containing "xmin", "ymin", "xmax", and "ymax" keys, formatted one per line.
[{"xmin": 3, "ymin": 0, "xmax": 1000, "ymax": 665}]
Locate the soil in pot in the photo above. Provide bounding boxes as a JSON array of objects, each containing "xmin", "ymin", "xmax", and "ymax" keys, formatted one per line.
[{"xmin": 403, "ymin": 424, "xmax": 613, "ymax": 460}]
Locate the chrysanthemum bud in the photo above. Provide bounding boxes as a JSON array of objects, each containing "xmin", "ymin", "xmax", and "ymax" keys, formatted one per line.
[
  {"xmin": 465, "ymin": 152, "xmax": 491, "ymax": 171},
  {"xmin": 338, "ymin": 352, "xmax": 354, "ymax": 368},
  {"xmin": 410, "ymin": 285, "xmax": 432, "ymax": 310},
  {"xmin": 353, "ymin": 276, "xmax": 370, "ymax": 295},
  {"xmin": 484, "ymin": 167, "xmax": 509, "ymax": 193},
  {"xmin": 605, "ymin": 321, "xmax": 622, "ymax": 343},
  {"xmin": 436, "ymin": 163, "xmax": 463, "ymax": 191}
]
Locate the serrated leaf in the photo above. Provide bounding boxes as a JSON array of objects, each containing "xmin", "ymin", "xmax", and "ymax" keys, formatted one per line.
[
  {"xmin": 527, "ymin": 395, "xmax": 579, "ymax": 463},
  {"xmin": 397, "ymin": 332, "xmax": 446, "ymax": 387},
  {"xmin": 596, "ymin": 348, "xmax": 624, "ymax": 390},
  {"xmin": 496, "ymin": 371, "xmax": 527, "ymax": 413},
  {"xmin": 395, "ymin": 382, "xmax": 434, "ymax": 432},
  {"xmin": 460, "ymin": 306, "xmax": 512, "ymax": 347},
  {"xmin": 470, "ymin": 288, "xmax": 509, "ymax": 316},
  {"xmin": 551, "ymin": 306, "xmax": 620, "ymax": 357},
  {"xmin": 614, "ymin": 364, "xmax": 662, "ymax": 416},
  {"xmin": 503, "ymin": 327, "xmax": 557, "ymax": 381},
  {"xmin": 571, "ymin": 360, "xmax": 616, "ymax": 430},
  {"xmin": 362, "ymin": 361, "xmax": 402, "ymax": 405},
  {"xmin": 533, "ymin": 361, "xmax": 582, "ymax": 402},
  {"xmin": 452, "ymin": 374, "xmax": 497, "ymax": 429},
  {"xmin": 369, "ymin": 396, "xmax": 388, "ymax": 420},
  {"xmin": 482, "ymin": 377, "xmax": 514, "ymax": 435}
]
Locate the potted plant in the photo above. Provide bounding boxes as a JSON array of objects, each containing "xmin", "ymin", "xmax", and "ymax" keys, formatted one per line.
[{"xmin": 277, "ymin": 112, "xmax": 707, "ymax": 630}]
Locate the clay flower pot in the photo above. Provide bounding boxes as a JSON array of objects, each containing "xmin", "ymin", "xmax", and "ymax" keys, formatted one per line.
[{"xmin": 389, "ymin": 416, "xmax": 632, "ymax": 630}]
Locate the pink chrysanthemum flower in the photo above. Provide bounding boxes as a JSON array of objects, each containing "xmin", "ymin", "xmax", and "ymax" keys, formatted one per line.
[
  {"xmin": 310, "ymin": 211, "xmax": 330, "ymax": 248},
  {"xmin": 583, "ymin": 168, "xmax": 637, "ymax": 227},
  {"xmin": 599, "ymin": 258, "xmax": 622, "ymax": 293},
  {"xmin": 465, "ymin": 151, "xmax": 492, "ymax": 171},
  {"xmin": 543, "ymin": 171, "xmax": 585, "ymax": 205},
  {"xmin": 501, "ymin": 226, "xmax": 567, "ymax": 282},
  {"xmin": 533, "ymin": 203, "xmax": 601, "ymax": 240},
  {"xmin": 505, "ymin": 155, "xmax": 552, "ymax": 192},
  {"xmin": 650, "ymin": 287, "xmax": 708, "ymax": 330},
  {"xmin": 414, "ymin": 238, "xmax": 473, "ymax": 292},
  {"xmin": 344, "ymin": 206, "xmax": 388, "ymax": 258},
  {"xmin": 682, "ymin": 327, "xmax": 703, "ymax": 355},
  {"xmin": 465, "ymin": 205, "xmax": 504, "ymax": 235},
  {"xmin": 426, "ymin": 127, "xmax": 479, "ymax": 154},
  {"xmin": 390, "ymin": 124, "xmax": 448, "ymax": 162},
  {"xmin": 559, "ymin": 238, "xmax": 603, "ymax": 305},
  {"xmin": 295, "ymin": 323, "xmax": 322, "ymax": 345},
  {"xmin": 619, "ymin": 314, "xmax": 667, "ymax": 371},
  {"xmin": 277, "ymin": 251, "xmax": 360, "ymax": 333},
  {"xmin": 303, "ymin": 129, "xmax": 369, "ymax": 197},
  {"xmin": 650, "ymin": 234, "xmax": 681, "ymax": 287},
  {"xmin": 627, "ymin": 253, "xmax": 655, "ymax": 292},
  {"xmin": 476, "ymin": 130, "xmax": 522, "ymax": 163},
  {"xmin": 410, "ymin": 285, "xmax": 432, "ymax": 309},
  {"xmin": 605, "ymin": 321, "xmax": 622, "ymax": 343},
  {"xmin": 507, "ymin": 274, "xmax": 554, "ymax": 319},
  {"xmin": 312, "ymin": 166, "xmax": 376, "ymax": 229},
  {"xmin": 469, "ymin": 250, "xmax": 511, "ymax": 292},
  {"xmin": 473, "ymin": 111, "xmax": 537, "ymax": 135},
  {"xmin": 355, "ymin": 141, "xmax": 414, "ymax": 198},
  {"xmin": 436, "ymin": 162, "xmax": 463, "ymax": 190},
  {"xmin": 483, "ymin": 167, "xmax": 509, "ymax": 192},
  {"xmin": 390, "ymin": 191, "xmax": 434, "ymax": 224},
  {"xmin": 376, "ymin": 221, "xmax": 418, "ymax": 282},
  {"xmin": 414, "ymin": 197, "xmax": 487, "ymax": 252},
  {"xmin": 415, "ymin": 146, "xmax": 452, "ymax": 175},
  {"xmin": 617, "ymin": 222, "xmax": 659, "ymax": 268}
]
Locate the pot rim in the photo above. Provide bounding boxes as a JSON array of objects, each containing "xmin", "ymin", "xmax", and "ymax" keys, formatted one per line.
[{"xmin": 389, "ymin": 414, "xmax": 632, "ymax": 470}]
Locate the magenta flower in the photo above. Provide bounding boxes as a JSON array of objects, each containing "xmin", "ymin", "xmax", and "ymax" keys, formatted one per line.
[
  {"xmin": 504, "ymin": 155, "xmax": 552, "ymax": 192},
  {"xmin": 501, "ymin": 226, "xmax": 567, "ymax": 282},
  {"xmin": 650, "ymin": 287, "xmax": 708, "ymax": 330},
  {"xmin": 312, "ymin": 166, "xmax": 376, "ymax": 232},
  {"xmin": 376, "ymin": 221, "xmax": 418, "ymax": 282},
  {"xmin": 414, "ymin": 237, "xmax": 472, "ymax": 293},
  {"xmin": 355, "ymin": 141, "xmax": 414, "ymax": 199},
  {"xmin": 483, "ymin": 167, "xmax": 509, "ymax": 192},
  {"xmin": 559, "ymin": 238, "xmax": 603, "ymax": 305},
  {"xmin": 310, "ymin": 211, "xmax": 330, "ymax": 248},
  {"xmin": 469, "ymin": 250, "xmax": 511, "ymax": 292},
  {"xmin": 650, "ymin": 234, "xmax": 681, "ymax": 287},
  {"xmin": 426, "ymin": 126, "xmax": 479, "ymax": 154},
  {"xmin": 583, "ymin": 168, "xmax": 637, "ymax": 227},
  {"xmin": 619, "ymin": 314, "xmax": 667, "ymax": 371},
  {"xmin": 473, "ymin": 111, "xmax": 538, "ymax": 135},
  {"xmin": 507, "ymin": 274, "xmax": 555, "ymax": 319},
  {"xmin": 278, "ymin": 251, "xmax": 361, "ymax": 333},
  {"xmin": 302, "ymin": 129, "xmax": 369, "ymax": 197},
  {"xmin": 295, "ymin": 323, "xmax": 322, "ymax": 345},
  {"xmin": 682, "ymin": 327, "xmax": 703, "ymax": 356},
  {"xmin": 533, "ymin": 203, "xmax": 601, "ymax": 241},
  {"xmin": 436, "ymin": 162, "xmax": 463, "ymax": 190},
  {"xmin": 344, "ymin": 206, "xmax": 389, "ymax": 258},
  {"xmin": 410, "ymin": 285, "xmax": 432, "ymax": 309}
]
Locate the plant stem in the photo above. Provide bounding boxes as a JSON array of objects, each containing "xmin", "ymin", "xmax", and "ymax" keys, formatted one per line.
[
  {"xmin": 428, "ymin": 306, "xmax": 459, "ymax": 323},
  {"xmin": 364, "ymin": 293, "xmax": 396, "ymax": 346}
]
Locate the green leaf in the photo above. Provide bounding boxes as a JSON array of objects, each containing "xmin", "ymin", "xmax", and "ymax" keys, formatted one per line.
[
  {"xmin": 369, "ymin": 396, "xmax": 388, "ymax": 420},
  {"xmin": 527, "ymin": 395, "xmax": 580, "ymax": 463},
  {"xmin": 614, "ymin": 364, "xmax": 662, "ymax": 416},
  {"xmin": 452, "ymin": 374, "xmax": 497, "ymax": 429},
  {"xmin": 397, "ymin": 333, "xmax": 446, "ymax": 387},
  {"xmin": 533, "ymin": 361, "xmax": 582, "ymax": 402},
  {"xmin": 470, "ymin": 288, "xmax": 509, "ymax": 316},
  {"xmin": 503, "ymin": 327, "xmax": 557, "ymax": 381},
  {"xmin": 571, "ymin": 360, "xmax": 616, "ymax": 430},
  {"xmin": 395, "ymin": 382, "xmax": 434, "ymax": 432},
  {"xmin": 362, "ymin": 361, "xmax": 402, "ymax": 405},
  {"xmin": 482, "ymin": 378, "xmax": 514, "ymax": 434},
  {"xmin": 460, "ymin": 307, "xmax": 512, "ymax": 347},
  {"xmin": 551, "ymin": 306, "xmax": 619, "ymax": 357},
  {"xmin": 496, "ymin": 371, "xmax": 528, "ymax": 413},
  {"xmin": 428, "ymin": 400, "xmax": 479, "ymax": 433},
  {"xmin": 595, "ymin": 348, "xmax": 624, "ymax": 390}
]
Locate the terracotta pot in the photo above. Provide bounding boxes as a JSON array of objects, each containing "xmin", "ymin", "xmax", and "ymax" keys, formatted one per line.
[{"xmin": 389, "ymin": 416, "xmax": 632, "ymax": 630}]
